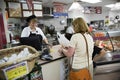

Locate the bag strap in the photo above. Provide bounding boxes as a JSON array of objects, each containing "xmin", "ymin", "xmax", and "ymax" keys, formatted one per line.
[{"xmin": 81, "ymin": 33, "xmax": 90, "ymax": 69}]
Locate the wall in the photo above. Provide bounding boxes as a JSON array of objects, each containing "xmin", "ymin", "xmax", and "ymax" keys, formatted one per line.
[
  {"xmin": 8, "ymin": 18, "xmax": 21, "ymax": 24},
  {"xmin": 109, "ymin": 10, "xmax": 120, "ymax": 25},
  {"xmin": 39, "ymin": 17, "xmax": 67, "ymax": 31},
  {"xmin": 68, "ymin": 7, "xmax": 109, "ymax": 23},
  {"xmin": 39, "ymin": 6, "xmax": 112, "ymax": 32},
  {"xmin": 88, "ymin": 11, "xmax": 109, "ymax": 22}
]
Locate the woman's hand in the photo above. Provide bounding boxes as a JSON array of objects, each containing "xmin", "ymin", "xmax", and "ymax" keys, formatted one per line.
[
  {"xmin": 58, "ymin": 45, "xmax": 64, "ymax": 53},
  {"xmin": 58, "ymin": 45, "xmax": 66, "ymax": 56},
  {"xmin": 58, "ymin": 47, "xmax": 62, "ymax": 53},
  {"xmin": 47, "ymin": 44, "xmax": 53, "ymax": 48}
]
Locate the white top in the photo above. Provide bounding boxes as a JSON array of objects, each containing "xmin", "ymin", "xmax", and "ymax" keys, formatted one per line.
[
  {"xmin": 66, "ymin": 26, "xmax": 74, "ymax": 34},
  {"xmin": 21, "ymin": 26, "xmax": 46, "ymax": 40},
  {"xmin": 69, "ymin": 33, "xmax": 94, "ymax": 69}
]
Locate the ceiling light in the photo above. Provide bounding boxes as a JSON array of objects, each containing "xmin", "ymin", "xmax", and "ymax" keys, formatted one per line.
[
  {"xmin": 105, "ymin": 4, "xmax": 114, "ymax": 8},
  {"xmin": 68, "ymin": 2, "xmax": 83, "ymax": 11},
  {"xmin": 81, "ymin": 0, "xmax": 102, "ymax": 4},
  {"xmin": 105, "ymin": 2, "xmax": 120, "ymax": 10},
  {"xmin": 115, "ymin": 2, "xmax": 120, "ymax": 7}
]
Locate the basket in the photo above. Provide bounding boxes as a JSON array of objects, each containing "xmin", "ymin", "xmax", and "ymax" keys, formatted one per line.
[{"xmin": 0, "ymin": 45, "xmax": 40, "ymax": 79}]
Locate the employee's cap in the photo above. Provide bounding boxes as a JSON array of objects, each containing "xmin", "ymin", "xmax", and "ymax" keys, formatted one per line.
[{"xmin": 26, "ymin": 15, "xmax": 37, "ymax": 23}]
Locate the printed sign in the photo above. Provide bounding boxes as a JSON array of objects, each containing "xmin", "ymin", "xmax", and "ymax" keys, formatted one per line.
[
  {"xmin": 3, "ymin": 61, "xmax": 28, "ymax": 80},
  {"xmin": 93, "ymin": 32, "xmax": 109, "ymax": 40}
]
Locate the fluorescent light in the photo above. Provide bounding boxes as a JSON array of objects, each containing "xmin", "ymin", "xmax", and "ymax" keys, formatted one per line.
[
  {"xmin": 81, "ymin": 0, "xmax": 102, "ymax": 4},
  {"xmin": 68, "ymin": 2, "xmax": 83, "ymax": 11},
  {"xmin": 111, "ymin": 7, "xmax": 120, "ymax": 10},
  {"xmin": 105, "ymin": 4, "xmax": 114, "ymax": 8},
  {"xmin": 105, "ymin": 2, "xmax": 120, "ymax": 10},
  {"xmin": 115, "ymin": 2, "xmax": 120, "ymax": 7}
]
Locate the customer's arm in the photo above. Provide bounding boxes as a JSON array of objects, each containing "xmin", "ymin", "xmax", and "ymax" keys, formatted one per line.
[
  {"xmin": 93, "ymin": 49, "xmax": 106, "ymax": 62},
  {"xmin": 43, "ymin": 38, "xmax": 48, "ymax": 44},
  {"xmin": 61, "ymin": 46, "xmax": 75, "ymax": 57}
]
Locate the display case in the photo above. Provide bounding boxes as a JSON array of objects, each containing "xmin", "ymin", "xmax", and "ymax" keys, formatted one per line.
[{"xmin": 92, "ymin": 30, "xmax": 120, "ymax": 64}]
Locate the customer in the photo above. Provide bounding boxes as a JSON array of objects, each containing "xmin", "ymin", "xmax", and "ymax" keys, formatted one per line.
[
  {"xmin": 21, "ymin": 15, "xmax": 48, "ymax": 44},
  {"xmin": 65, "ymin": 23, "xmax": 106, "ymax": 69},
  {"xmin": 92, "ymin": 45, "xmax": 106, "ymax": 68},
  {"xmin": 59, "ymin": 17, "xmax": 94, "ymax": 79}
]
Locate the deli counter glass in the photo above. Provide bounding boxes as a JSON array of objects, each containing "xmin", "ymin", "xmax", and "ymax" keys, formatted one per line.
[{"xmin": 92, "ymin": 30, "xmax": 120, "ymax": 64}]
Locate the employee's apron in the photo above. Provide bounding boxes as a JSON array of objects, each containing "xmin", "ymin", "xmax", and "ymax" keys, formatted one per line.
[{"xmin": 29, "ymin": 32, "xmax": 43, "ymax": 50}]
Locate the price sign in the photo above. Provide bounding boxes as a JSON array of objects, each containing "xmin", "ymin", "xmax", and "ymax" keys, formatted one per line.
[{"xmin": 3, "ymin": 61, "xmax": 28, "ymax": 80}]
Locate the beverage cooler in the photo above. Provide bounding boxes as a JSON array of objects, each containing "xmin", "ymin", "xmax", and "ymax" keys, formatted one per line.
[{"xmin": 93, "ymin": 30, "xmax": 120, "ymax": 80}]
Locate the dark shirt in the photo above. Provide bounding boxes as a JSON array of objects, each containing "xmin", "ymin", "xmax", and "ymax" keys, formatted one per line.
[
  {"xmin": 92, "ymin": 46, "xmax": 102, "ymax": 68},
  {"xmin": 65, "ymin": 33, "xmax": 73, "ymax": 41}
]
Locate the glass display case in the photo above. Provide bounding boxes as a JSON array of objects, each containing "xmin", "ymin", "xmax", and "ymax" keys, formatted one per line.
[{"xmin": 92, "ymin": 30, "xmax": 120, "ymax": 64}]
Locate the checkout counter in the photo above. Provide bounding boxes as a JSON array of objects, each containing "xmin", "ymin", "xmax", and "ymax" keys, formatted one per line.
[
  {"xmin": 37, "ymin": 45, "xmax": 69, "ymax": 80},
  {"xmin": 25, "ymin": 45, "xmax": 69, "ymax": 80}
]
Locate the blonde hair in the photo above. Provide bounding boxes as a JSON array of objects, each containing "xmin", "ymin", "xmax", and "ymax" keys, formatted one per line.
[
  {"xmin": 30, "ymin": 18, "xmax": 38, "ymax": 23},
  {"xmin": 72, "ymin": 17, "xmax": 89, "ymax": 33}
]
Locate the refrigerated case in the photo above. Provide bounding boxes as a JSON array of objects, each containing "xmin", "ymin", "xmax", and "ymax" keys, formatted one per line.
[
  {"xmin": 92, "ymin": 30, "xmax": 120, "ymax": 77},
  {"xmin": 92, "ymin": 30, "xmax": 120, "ymax": 64}
]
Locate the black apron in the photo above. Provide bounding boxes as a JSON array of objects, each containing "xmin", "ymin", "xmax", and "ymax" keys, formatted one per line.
[{"xmin": 28, "ymin": 31, "xmax": 43, "ymax": 50}]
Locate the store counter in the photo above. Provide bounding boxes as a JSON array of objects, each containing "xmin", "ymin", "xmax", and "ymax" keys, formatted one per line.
[
  {"xmin": 37, "ymin": 45, "xmax": 66, "ymax": 65},
  {"xmin": 35, "ymin": 45, "xmax": 69, "ymax": 80}
]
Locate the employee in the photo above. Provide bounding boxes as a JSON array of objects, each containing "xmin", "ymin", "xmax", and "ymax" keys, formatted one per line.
[
  {"xmin": 65, "ymin": 23, "xmax": 75, "ymax": 40},
  {"xmin": 21, "ymin": 15, "xmax": 48, "ymax": 44}
]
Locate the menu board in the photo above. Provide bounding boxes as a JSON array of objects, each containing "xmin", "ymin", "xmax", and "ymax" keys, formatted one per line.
[
  {"xmin": 6, "ymin": 1, "xmax": 43, "ymax": 18},
  {"xmin": 8, "ymin": 2, "xmax": 22, "ymax": 17}
]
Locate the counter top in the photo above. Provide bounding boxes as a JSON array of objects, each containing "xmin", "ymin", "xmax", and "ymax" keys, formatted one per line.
[{"xmin": 37, "ymin": 45, "xmax": 66, "ymax": 65}]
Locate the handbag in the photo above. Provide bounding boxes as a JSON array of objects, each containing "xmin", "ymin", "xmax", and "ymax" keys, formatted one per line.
[{"xmin": 69, "ymin": 34, "xmax": 92, "ymax": 80}]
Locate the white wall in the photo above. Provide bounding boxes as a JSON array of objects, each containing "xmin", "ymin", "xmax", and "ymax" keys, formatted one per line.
[
  {"xmin": 109, "ymin": 10, "xmax": 120, "ymax": 25},
  {"xmin": 39, "ymin": 6, "xmax": 112, "ymax": 32},
  {"xmin": 68, "ymin": 8, "xmax": 109, "ymax": 23},
  {"xmin": 88, "ymin": 11, "xmax": 109, "ymax": 21},
  {"xmin": 68, "ymin": 10, "xmax": 90, "ymax": 23},
  {"xmin": 39, "ymin": 17, "xmax": 67, "ymax": 31}
]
